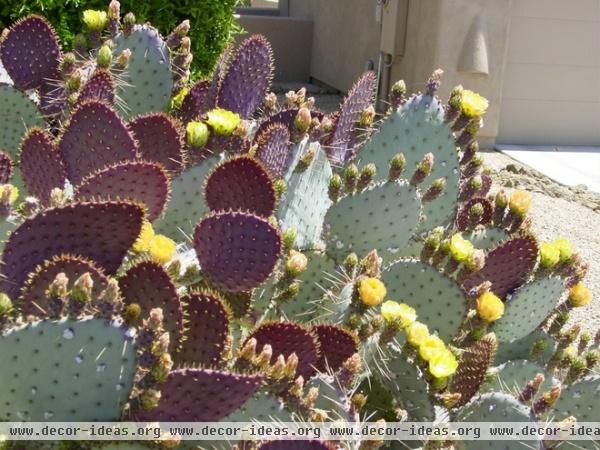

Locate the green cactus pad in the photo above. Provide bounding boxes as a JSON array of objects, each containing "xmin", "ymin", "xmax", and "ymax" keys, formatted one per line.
[
  {"xmin": 495, "ymin": 329, "xmax": 556, "ymax": 366},
  {"xmin": 154, "ymin": 157, "xmax": 219, "ymax": 240},
  {"xmin": 381, "ymin": 259, "xmax": 466, "ymax": 341},
  {"xmin": 324, "ymin": 181, "xmax": 421, "ymax": 261},
  {"xmin": 223, "ymin": 391, "xmax": 293, "ymax": 422},
  {"xmin": 113, "ymin": 25, "xmax": 173, "ymax": 118},
  {"xmin": 0, "ymin": 317, "xmax": 136, "ymax": 420},
  {"xmin": 359, "ymin": 93, "xmax": 460, "ymax": 230},
  {"xmin": 465, "ymin": 227, "xmax": 511, "ymax": 250},
  {"xmin": 553, "ymin": 376, "xmax": 600, "ymax": 421},
  {"xmin": 278, "ymin": 143, "xmax": 333, "ymax": 250},
  {"xmin": 481, "ymin": 360, "xmax": 555, "ymax": 397},
  {"xmin": 0, "ymin": 216, "xmax": 17, "ymax": 254},
  {"xmin": 317, "ymin": 282, "xmax": 354, "ymax": 325},
  {"xmin": 379, "ymin": 350, "xmax": 435, "ymax": 421},
  {"xmin": 306, "ymin": 373, "xmax": 348, "ymax": 421},
  {"xmin": 359, "ymin": 376, "xmax": 398, "ymax": 422},
  {"xmin": 492, "ymin": 277, "xmax": 565, "ymax": 343},
  {"xmin": 0, "ymin": 84, "xmax": 44, "ymax": 158},
  {"xmin": 454, "ymin": 392, "xmax": 541, "ymax": 450}
]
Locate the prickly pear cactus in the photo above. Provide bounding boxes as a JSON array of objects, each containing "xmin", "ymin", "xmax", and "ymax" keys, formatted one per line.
[{"xmin": 0, "ymin": 5, "xmax": 593, "ymax": 450}]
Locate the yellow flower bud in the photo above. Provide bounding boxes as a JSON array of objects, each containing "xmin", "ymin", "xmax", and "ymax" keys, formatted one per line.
[
  {"xmin": 459, "ymin": 90, "xmax": 488, "ymax": 118},
  {"xmin": 171, "ymin": 88, "xmax": 189, "ymax": 110},
  {"xmin": 569, "ymin": 282, "xmax": 592, "ymax": 307},
  {"xmin": 419, "ymin": 335, "xmax": 446, "ymax": 362},
  {"xmin": 83, "ymin": 10, "xmax": 108, "ymax": 31},
  {"xmin": 186, "ymin": 121, "xmax": 209, "ymax": 148},
  {"xmin": 553, "ymin": 237, "xmax": 573, "ymax": 262},
  {"xmin": 450, "ymin": 234, "xmax": 474, "ymax": 263},
  {"xmin": 286, "ymin": 250, "xmax": 308, "ymax": 276},
  {"xmin": 406, "ymin": 321, "xmax": 430, "ymax": 347},
  {"xmin": 358, "ymin": 278, "xmax": 387, "ymax": 307},
  {"xmin": 476, "ymin": 291, "xmax": 505, "ymax": 322},
  {"xmin": 509, "ymin": 190, "xmax": 532, "ymax": 217},
  {"xmin": 206, "ymin": 108, "xmax": 241, "ymax": 136},
  {"xmin": 132, "ymin": 221, "xmax": 155, "ymax": 253},
  {"xmin": 429, "ymin": 349, "xmax": 459, "ymax": 378},
  {"xmin": 380, "ymin": 301, "xmax": 417, "ymax": 328},
  {"xmin": 148, "ymin": 235, "xmax": 176, "ymax": 265},
  {"xmin": 539, "ymin": 242, "xmax": 560, "ymax": 269}
]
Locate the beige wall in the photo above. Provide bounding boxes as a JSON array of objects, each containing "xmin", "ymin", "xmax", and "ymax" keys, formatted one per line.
[
  {"xmin": 289, "ymin": 0, "xmax": 381, "ymax": 91},
  {"xmin": 497, "ymin": 0, "xmax": 600, "ymax": 145}
]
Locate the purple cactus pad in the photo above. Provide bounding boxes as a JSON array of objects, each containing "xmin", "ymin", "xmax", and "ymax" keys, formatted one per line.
[
  {"xmin": 254, "ymin": 123, "xmax": 292, "ymax": 179},
  {"xmin": 216, "ymin": 35, "xmax": 274, "ymax": 119},
  {"xmin": 20, "ymin": 254, "xmax": 109, "ymax": 317},
  {"xmin": 178, "ymin": 79, "xmax": 211, "ymax": 124},
  {"xmin": 129, "ymin": 113, "xmax": 185, "ymax": 175},
  {"xmin": 456, "ymin": 198, "xmax": 493, "ymax": 231},
  {"xmin": 462, "ymin": 235, "xmax": 539, "ymax": 299},
  {"xmin": 19, "ymin": 127, "xmax": 67, "ymax": 205},
  {"xmin": 0, "ymin": 16, "xmax": 60, "ymax": 90},
  {"xmin": 193, "ymin": 211, "xmax": 281, "ymax": 292},
  {"xmin": 176, "ymin": 291, "xmax": 231, "ymax": 366},
  {"xmin": 76, "ymin": 70, "xmax": 115, "ymax": 106},
  {"xmin": 0, "ymin": 151, "xmax": 13, "ymax": 184},
  {"xmin": 312, "ymin": 324, "xmax": 358, "ymax": 373},
  {"xmin": 75, "ymin": 161, "xmax": 170, "ymax": 221},
  {"xmin": 259, "ymin": 442, "xmax": 334, "ymax": 450},
  {"xmin": 137, "ymin": 368, "xmax": 263, "ymax": 421},
  {"xmin": 58, "ymin": 101, "xmax": 137, "ymax": 184},
  {"xmin": 246, "ymin": 322, "xmax": 320, "ymax": 379},
  {"xmin": 119, "ymin": 261, "xmax": 184, "ymax": 352},
  {"xmin": 205, "ymin": 156, "xmax": 276, "ymax": 217},
  {"xmin": 325, "ymin": 71, "xmax": 376, "ymax": 165},
  {"xmin": 0, "ymin": 201, "xmax": 144, "ymax": 298}
]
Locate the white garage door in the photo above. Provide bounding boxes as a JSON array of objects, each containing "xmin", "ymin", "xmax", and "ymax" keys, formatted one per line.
[{"xmin": 497, "ymin": 0, "xmax": 600, "ymax": 145}]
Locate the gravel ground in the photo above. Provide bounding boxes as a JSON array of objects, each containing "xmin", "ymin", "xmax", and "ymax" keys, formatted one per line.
[{"xmin": 276, "ymin": 89, "xmax": 600, "ymax": 331}]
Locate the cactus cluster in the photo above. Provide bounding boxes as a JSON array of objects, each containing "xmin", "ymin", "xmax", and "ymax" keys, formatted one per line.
[{"xmin": 0, "ymin": 2, "xmax": 595, "ymax": 450}]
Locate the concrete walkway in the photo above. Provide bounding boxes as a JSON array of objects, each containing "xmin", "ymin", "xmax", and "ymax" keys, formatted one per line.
[{"xmin": 496, "ymin": 145, "xmax": 600, "ymax": 193}]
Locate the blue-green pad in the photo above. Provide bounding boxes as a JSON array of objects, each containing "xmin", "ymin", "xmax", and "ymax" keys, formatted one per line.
[
  {"xmin": 381, "ymin": 259, "xmax": 466, "ymax": 341},
  {"xmin": 222, "ymin": 391, "xmax": 294, "ymax": 422},
  {"xmin": 279, "ymin": 251, "xmax": 339, "ymax": 322},
  {"xmin": 0, "ymin": 317, "xmax": 137, "ymax": 421},
  {"xmin": 154, "ymin": 157, "xmax": 220, "ymax": 240},
  {"xmin": 316, "ymin": 282, "xmax": 354, "ymax": 325},
  {"xmin": 359, "ymin": 93, "xmax": 460, "ymax": 231},
  {"xmin": 481, "ymin": 360, "xmax": 555, "ymax": 397},
  {"xmin": 0, "ymin": 84, "xmax": 45, "ymax": 158},
  {"xmin": 378, "ymin": 349, "xmax": 435, "ymax": 421},
  {"xmin": 113, "ymin": 26, "xmax": 173, "ymax": 118},
  {"xmin": 495, "ymin": 330, "xmax": 556, "ymax": 366},
  {"xmin": 324, "ymin": 181, "xmax": 422, "ymax": 261},
  {"xmin": 0, "ymin": 216, "xmax": 17, "ymax": 253},
  {"xmin": 277, "ymin": 143, "xmax": 332, "ymax": 250},
  {"xmin": 465, "ymin": 227, "xmax": 511, "ymax": 250},
  {"xmin": 492, "ymin": 277, "xmax": 565, "ymax": 343},
  {"xmin": 454, "ymin": 392, "xmax": 542, "ymax": 450}
]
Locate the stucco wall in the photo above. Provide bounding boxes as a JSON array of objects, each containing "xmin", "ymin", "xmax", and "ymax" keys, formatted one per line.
[
  {"xmin": 497, "ymin": 0, "xmax": 600, "ymax": 145},
  {"xmin": 289, "ymin": 0, "xmax": 381, "ymax": 91}
]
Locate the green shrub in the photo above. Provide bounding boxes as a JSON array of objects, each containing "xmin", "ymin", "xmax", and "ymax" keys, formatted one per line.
[{"xmin": 0, "ymin": 0, "xmax": 241, "ymax": 76}]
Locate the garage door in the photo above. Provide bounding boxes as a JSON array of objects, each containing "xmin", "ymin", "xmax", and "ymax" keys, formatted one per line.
[{"xmin": 497, "ymin": 0, "xmax": 600, "ymax": 145}]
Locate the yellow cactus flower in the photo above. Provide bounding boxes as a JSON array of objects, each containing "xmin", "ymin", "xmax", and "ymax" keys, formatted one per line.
[
  {"xmin": 569, "ymin": 282, "xmax": 592, "ymax": 307},
  {"xmin": 406, "ymin": 321, "xmax": 430, "ymax": 347},
  {"xmin": 286, "ymin": 250, "xmax": 308, "ymax": 276},
  {"xmin": 419, "ymin": 335, "xmax": 446, "ymax": 362},
  {"xmin": 381, "ymin": 301, "xmax": 417, "ymax": 328},
  {"xmin": 459, "ymin": 90, "xmax": 488, "ymax": 118},
  {"xmin": 449, "ymin": 234, "xmax": 474, "ymax": 263},
  {"xmin": 509, "ymin": 190, "xmax": 532, "ymax": 217},
  {"xmin": 476, "ymin": 291, "xmax": 505, "ymax": 322},
  {"xmin": 206, "ymin": 108, "xmax": 241, "ymax": 136},
  {"xmin": 83, "ymin": 10, "xmax": 108, "ymax": 30},
  {"xmin": 148, "ymin": 235, "xmax": 176, "ymax": 265},
  {"xmin": 133, "ymin": 221, "xmax": 155, "ymax": 253},
  {"xmin": 429, "ymin": 349, "xmax": 459, "ymax": 378},
  {"xmin": 539, "ymin": 242, "xmax": 560, "ymax": 269},
  {"xmin": 358, "ymin": 277, "xmax": 387, "ymax": 307},
  {"xmin": 553, "ymin": 237, "xmax": 573, "ymax": 262}
]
